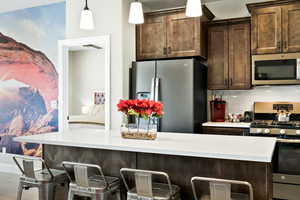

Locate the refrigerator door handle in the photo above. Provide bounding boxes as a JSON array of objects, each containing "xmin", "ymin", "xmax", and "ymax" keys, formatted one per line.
[
  {"xmin": 150, "ymin": 78, "xmax": 155, "ymax": 100},
  {"xmin": 155, "ymin": 77, "xmax": 160, "ymax": 101}
]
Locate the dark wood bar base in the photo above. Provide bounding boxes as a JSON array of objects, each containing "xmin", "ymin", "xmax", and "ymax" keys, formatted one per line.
[{"xmin": 43, "ymin": 144, "xmax": 272, "ymax": 200}]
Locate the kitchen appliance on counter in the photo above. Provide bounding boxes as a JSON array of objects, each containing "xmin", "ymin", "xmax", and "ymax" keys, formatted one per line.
[
  {"xmin": 250, "ymin": 102, "xmax": 300, "ymax": 200},
  {"xmin": 131, "ymin": 58, "xmax": 207, "ymax": 133},
  {"xmin": 252, "ymin": 53, "xmax": 300, "ymax": 85},
  {"xmin": 210, "ymin": 98, "xmax": 226, "ymax": 122}
]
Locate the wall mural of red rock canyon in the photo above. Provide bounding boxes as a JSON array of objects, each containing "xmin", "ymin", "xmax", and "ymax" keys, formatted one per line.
[{"xmin": 0, "ymin": 3, "xmax": 65, "ymax": 155}]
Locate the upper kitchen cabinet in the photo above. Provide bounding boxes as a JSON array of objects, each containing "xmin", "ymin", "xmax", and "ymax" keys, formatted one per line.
[
  {"xmin": 136, "ymin": 8, "xmax": 214, "ymax": 60},
  {"xmin": 208, "ymin": 25, "xmax": 228, "ymax": 90},
  {"xmin": 282, "ymin": 3, "xmax": 300, "ymax": 52},
  {"xmin": 248, "ymin": 0, "xmax": 300, "ymax": 54},
  {"xmin": 208, "ymin": 18, "xmax": 251, "ymax": 90},
  {"xmin": 136, "ymin": 15, "xmax": 167, "ymax": 60}
]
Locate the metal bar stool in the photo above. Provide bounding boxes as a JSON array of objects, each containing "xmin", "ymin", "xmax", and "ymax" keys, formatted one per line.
[
  {"xmin": 120, "ymin": 168, "xmax": 181, "ymax": 200},
  {"xmin": 62, "ymin": 161, "xmax": 121, "ymax": 200},
  {"xmin": 13, "ymin": 155, "xmax": 68, "ymax": 200},
  {"xmin": 191, "ymin": 177, "xmax": 254, "ymax": 200}
]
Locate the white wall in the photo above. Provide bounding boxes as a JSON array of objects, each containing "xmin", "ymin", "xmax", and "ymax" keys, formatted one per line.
[
  {"xmin": 68, "ymin": 49, "xmax": 105, "ymax": 114},
  {"xmin": 66, "ymin": 0, "xmax": 135, "ymax": 129},
  {"xmin": 208, "ymin": 85, "xmax": 300, "ymax": 119}
]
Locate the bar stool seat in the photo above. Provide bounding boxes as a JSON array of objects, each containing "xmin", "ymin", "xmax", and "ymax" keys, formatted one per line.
[
  {"xmin": 201, "ymin": 193, "xmax": 250, "ymax": 200},
  {"xmin": 62, "ymin": 162, "xmax": 121, "ymax": 200},
  {"xmin": 128, "ymin": 183, "xmax": 180, "ymax": 200},
  {"xmin": 191, "ymin": 177, "xmax": 254, "ymax": 200},
  {"xmin": 14, "ymin": 156, "xmax": 68, "ymax": 200},
  {"xmin": 120, "ymin": 168, "xmax": 181, "ymax": 200},
  {"xmin": 20, "ymin": 168, "xmax": 67, "ymax": 183},
  {"xmin": 69, "ymin": 175, "xmax": 120, "ymax": 193}
]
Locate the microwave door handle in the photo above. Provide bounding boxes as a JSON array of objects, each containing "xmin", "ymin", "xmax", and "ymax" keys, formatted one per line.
[
  {"xmin": 150, "ymin": 78, "xmax": 155, "ymax": 100},
  {"xmin": 297, "ymin": 59, "xmax": 300, "ymax": 80}
]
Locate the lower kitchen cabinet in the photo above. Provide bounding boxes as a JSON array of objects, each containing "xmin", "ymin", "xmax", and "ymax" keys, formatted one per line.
[{"xmin": 203, "ymin": 126, "xmax": 249, "ymax": 136}]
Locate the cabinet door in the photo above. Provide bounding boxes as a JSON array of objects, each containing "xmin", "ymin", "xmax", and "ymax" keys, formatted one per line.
[
  {"xmin": 136, "ymin": 15, "xmax": 167, "ymax": 60},
  {"xmin": 282, "ymin": 3, "xmax": 300, "ymax": 53},
  {"xmin": 166, "ymin": 12, "xmax": 201, "ymax": 57},
  {"xmin": 208, "ymin": 25, "xmax": 229, "ymax": 90},
  {"xmin": 228, "ymin": 22, "xmax": 251, "ymax": 90},
  {"xmin": 251, "ymin": 6, "xmax": 282, "ymax": 54}
]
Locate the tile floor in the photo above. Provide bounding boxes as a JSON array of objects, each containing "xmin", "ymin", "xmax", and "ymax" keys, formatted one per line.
[{"xmin": 0, "ymin": 172, "xmax": 38, "ymax": 200}]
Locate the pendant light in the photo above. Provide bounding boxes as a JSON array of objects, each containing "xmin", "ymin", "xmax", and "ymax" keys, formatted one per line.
[
  {"xmin": 129, "ymin": 0, "xmax": 144, "ymax": 24},
  {"xmin": 186, "ymin": 0, "xmax": 203, "ymax": 17},
  {"xmin": 80, "ymin": 0, "xmax": 95, "ymax": 30}
]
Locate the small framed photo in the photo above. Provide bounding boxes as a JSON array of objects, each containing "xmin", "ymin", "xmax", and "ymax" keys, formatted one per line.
[{"xmin": 94, "ymin": 92, "xmax": 105, "ymax": 105}]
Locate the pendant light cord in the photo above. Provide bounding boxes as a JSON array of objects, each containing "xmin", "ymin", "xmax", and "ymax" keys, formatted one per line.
[{"xmin": 84, "ymin": 0, "xmax": 89, "ymax": 10}]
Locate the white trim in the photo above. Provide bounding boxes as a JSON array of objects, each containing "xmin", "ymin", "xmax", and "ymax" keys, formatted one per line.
[{"xmin": 58, "ymin": 35, "xmax": 111, "ymax": 133}]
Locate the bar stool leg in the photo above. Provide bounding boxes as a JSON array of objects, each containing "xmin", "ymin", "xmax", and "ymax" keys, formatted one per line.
[
  {"xmin": 116, "ymin": 189, "xmax": 121, "ymax": 200},
  {"xmin": 67, "ymin": 189, "xmax": 74, "ymax": 200},
  {"xmin": 17, "ymin": 182, "xmax": 23, "ymax": 200},
  {"xmin": 38, "ymin": 183, "xmax": 55, "ymax": 200}
]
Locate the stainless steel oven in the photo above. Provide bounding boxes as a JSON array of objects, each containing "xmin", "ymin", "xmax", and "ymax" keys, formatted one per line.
[
  {"xmin": 252, "ymin": 53, "xmax": 300, "ymax": 85},
  {"xmin": 273, "ymin": 140, "xmax": 300, "ymax": 200}
]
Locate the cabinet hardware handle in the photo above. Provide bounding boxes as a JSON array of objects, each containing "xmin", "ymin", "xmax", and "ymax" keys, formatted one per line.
[
  {"xmin": 168, "ymin": 47, "xmax": 171, "ymax": 54},
  {"xmin": 277, "ymin": 41, "xmax": 281, "ymax": 49},
  {"xmin": 230, "ymin": 78, "xmax": 233, "ymax": 86},
  {"xmin": 163, "ymin": 47, "xmax": 167, "ymax": 55},
  {"xmin": 284, "ymin": 41, "xmax": 287, "ymax": 49}
]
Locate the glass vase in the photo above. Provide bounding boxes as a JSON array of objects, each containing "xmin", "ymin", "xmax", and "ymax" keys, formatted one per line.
[{"xmin": 121, "ymin": 117, "xmax": 157, "ymax": 140}]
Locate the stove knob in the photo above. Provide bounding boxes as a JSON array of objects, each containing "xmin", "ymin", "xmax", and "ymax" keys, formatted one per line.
[
  {"xmin": 264, "ymin": 129, "xmax": 270, "ymax": 134},
  {"xmin": 256, "ymin": 129, "xmax": 262, "ymax": 133},
  {"xmin": 280, "ymin": 129, "xmax": 286, "ymax": 135},
  {"xmin": 296, "ymin": 130, "xmax": 300, "ymax": 135}
]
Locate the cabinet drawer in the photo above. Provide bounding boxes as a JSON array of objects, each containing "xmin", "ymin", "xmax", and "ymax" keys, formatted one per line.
[{"xmin": 203, "ymin": 126, "xmax": 249, "ymax": 136}]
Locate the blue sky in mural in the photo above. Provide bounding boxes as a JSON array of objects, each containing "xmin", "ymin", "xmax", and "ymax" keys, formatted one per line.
[{"xmin": 0, "ymin": 2, "xmax": 65, "ymax": 67}]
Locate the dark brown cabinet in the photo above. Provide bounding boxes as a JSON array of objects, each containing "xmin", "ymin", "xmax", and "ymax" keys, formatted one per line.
[
  {"xmin": 203, "ymin": 126, "xmax": 249, "ymax": 136},
  {"xmin": 136, "ymin": 9, "xmax": 209, "ymax": 60},
  {"xmin": 136, "ymin": 15, "xmax": 167, "ymax": 60},
  {"xmin": 251, "ymin": 6, "xmax": 282, "ymax": 54},
  {"xmin": 282, "ymin": 3, "xmax": 300, "ymax": 52},
  {"xmin": 248, "ymin": 1, "xmax": 300, "ymax": 54},
  {"xmin": 208, "ymin": 19, "xmax": 251, "ymax": 90}
]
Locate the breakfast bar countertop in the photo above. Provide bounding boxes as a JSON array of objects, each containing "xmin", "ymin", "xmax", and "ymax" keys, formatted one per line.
[{"xmin": 15, "ymin": 129, "xmax": 276, "ymax": 163}]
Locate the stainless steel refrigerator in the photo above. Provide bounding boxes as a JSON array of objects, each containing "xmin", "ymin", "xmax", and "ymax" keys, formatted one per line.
[{"xmin": 130, "ymin": 58, "xmax": 207, "ymax": 133}]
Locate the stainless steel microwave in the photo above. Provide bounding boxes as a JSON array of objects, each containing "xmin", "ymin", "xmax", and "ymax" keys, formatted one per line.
[{"xmin": 252, "ymin": 53, "xmax": 300, "ymax": 85}]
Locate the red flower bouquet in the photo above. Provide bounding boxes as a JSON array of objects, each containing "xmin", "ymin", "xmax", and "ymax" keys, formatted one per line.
[
  {"xmin": 117, "ymin": 99, "xmax": 164, "ymax": 119},
  {"xmin": 117, "ymin": 99, "xmax": 164, "ymax": 140}
]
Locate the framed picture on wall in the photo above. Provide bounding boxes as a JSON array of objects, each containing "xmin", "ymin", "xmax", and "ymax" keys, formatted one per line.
[{"xmin": 94, "ymin": 92, "xmax": 105, "ymax": 105}]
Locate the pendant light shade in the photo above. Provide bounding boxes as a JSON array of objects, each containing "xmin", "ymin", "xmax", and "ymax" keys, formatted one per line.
[
  {"xmin": 129, "ymin": 1, "xmax": 144, "ymax": 24},
  {"xmin": 80, "ymin": 0, "xmax": 95, "ymax": 30},
  {"xmin": 186, "ymin": 0, "xmax": 203, "ymax": 17}
]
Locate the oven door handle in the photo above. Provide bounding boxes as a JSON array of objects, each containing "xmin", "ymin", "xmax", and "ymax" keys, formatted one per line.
[
  {"xmin": 297, "ymin": 59, "xmax": 300, "ymax": 80},
  {"xmin": 277, "ymin": 138, "xmax": 300, "ymax": 143}
]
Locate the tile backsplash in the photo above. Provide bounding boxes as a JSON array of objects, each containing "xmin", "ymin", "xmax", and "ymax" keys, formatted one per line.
[{"xmin": 208, "ymin": 85, "xmax": 300, "ymax": 116}]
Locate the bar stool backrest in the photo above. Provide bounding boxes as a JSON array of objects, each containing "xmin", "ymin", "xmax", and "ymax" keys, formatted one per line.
[
  {"xmin": 62, "ymin": 161, "xmax": 108, "ymax": 189},
  {"xmin": 120, "ymin": 168, "xmax": 173, "ymax": 199},
  {"xmin": 191, "ymin": 177, "xmax": 254, "ymax": 200},
  {"xmin": 13, "ymin": 155, "xmax": 54, "ymax": 181}
]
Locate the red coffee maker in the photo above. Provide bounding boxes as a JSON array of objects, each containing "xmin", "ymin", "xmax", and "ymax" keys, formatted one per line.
[{"xmin": 210, "ymin": 98, "xmax": 226, "ymax": 122}]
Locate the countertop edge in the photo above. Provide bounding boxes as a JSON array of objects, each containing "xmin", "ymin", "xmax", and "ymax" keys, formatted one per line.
[{"xmin": 14, "ymin": 132, "xmax": 275, "ymax": 163}]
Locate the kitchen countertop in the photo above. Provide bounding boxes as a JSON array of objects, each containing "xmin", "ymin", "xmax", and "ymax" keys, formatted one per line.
[
  {"xmin": 15, "ymin": 129, "xmax": 276, "ymax": 163},
  {"xmin": 202, "ymin": 122, "xmax": 251, "ymax": 128}
]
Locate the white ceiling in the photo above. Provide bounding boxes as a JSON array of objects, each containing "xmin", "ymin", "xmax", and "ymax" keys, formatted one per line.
[
  {"xmin": 0, "ymin": 0, "xmax": 277, "ymax": 20},
  {"xmin": 141, "ymin": 0, "xmax": 277, "ymax": 19},
  {"xmin": 0, "ymin": 0, "xmax": 65, "ymax": 13}
]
